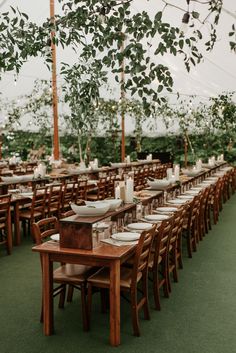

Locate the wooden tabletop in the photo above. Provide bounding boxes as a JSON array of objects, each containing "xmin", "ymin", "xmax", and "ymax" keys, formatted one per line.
[
  {"xmin": 32, "ymin": 240, "xmax": 135, "ymax": 260},
  {"xmin": 60, "ymin": 202, "xmax": 136, "ymax": 225}
]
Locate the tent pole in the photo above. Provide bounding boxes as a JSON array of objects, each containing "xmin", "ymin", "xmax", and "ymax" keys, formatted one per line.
[
  {"xmin": 120, "ymin": 35, "xmax": 125, "ymax": 162},
  {"xmin": 50, "ymin": 0, "xmax": 60, "ymax": 160}
]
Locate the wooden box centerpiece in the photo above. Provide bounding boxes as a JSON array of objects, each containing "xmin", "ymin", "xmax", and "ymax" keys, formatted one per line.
[{"xmin": 59, "ymin": 203, "xmax": 136, "ymax": 250}]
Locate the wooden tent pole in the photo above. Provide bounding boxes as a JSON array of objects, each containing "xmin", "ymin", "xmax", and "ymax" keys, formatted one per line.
[
  {"xmin": 120, "ymin": 35, "xmax": 125, "ymax": 162},
  {"xmin": 50, "ymin": 0, "xmax": 60, "ymax": 160}
]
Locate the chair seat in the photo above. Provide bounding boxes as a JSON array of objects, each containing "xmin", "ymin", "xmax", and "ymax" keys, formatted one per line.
[
  {"xmin": 88, "ymin": 266, "xmax": 142, "ymax": 289},
  {"xmin": 54, "ymin": 264, "xmax": 93, "ymax": 284}
]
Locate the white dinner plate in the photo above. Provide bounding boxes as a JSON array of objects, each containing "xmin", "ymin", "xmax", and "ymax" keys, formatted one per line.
[
  {"xmin": 168, "ymin": 199, "xmax": 188, "ymax": 205},
  {"xmin": 111, "ymin": 232, "xmax": 141, "ymax": 241},
  {"xmin": 154, "ymin": 207, "xmax": 178, "ymax": 213},
  {"xmin": 144, "ymin": 214, "xmax": 170, "ymax": 222},
  {"xmin": 177, "ymin": 195, "xmax": 194, "ymax": 199},
  {"xmin": 50, "ymin": 233, "xmax": 60, "ymax": 242},
  {"xmin": 184, "ymin": 190, "xmax": 200, "ymax": 195},
  {"xmin": 127, "ymin": 223, "xmax": 153, "ymax": 231}
]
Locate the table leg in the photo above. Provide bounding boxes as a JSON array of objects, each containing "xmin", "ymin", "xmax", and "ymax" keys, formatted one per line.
[
  {"xmin": 109, "ymin": 260, "xmax": 120, "ymax": 346},
  {"xmin": 14, "ymin": 202, "xmax": 20, "ymax": 246},
  {"xmin": 42, "ymin": 253, "xmax": 54, "ymax": 335}
]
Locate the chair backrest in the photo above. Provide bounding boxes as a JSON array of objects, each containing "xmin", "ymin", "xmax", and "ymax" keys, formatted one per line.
[
  {"xmin": 30, "ymin": 186, "xmax": 48, "ymax": 220},
  {"xmin": 131, "ymin": 225, "xmax": 156, "ymax": 288},
  {"xmin": 61, "ymin": 181, "xmax": 77, "ymax": 210},
  {"xmin": 152, "ymin": 217, "xmax": 174, "ymax": 269},
  {"xmin": 75, "ymin": 179, "xmax": 88, "ymax": 201},
  {"xmin": 32, "ymin": 216, "xmax": 59, "ymax": 245},
  {"xmin": 47, "ymin": 183, "xmax": 63, "ymax": 217},
  {"xmin": 96, "ymin": 177, "xmax": 108, "ymax": 200},
  {"xmin": 0, "ymin": 194, "xmax": 11, "ymax": 229},
  {"xmin": 169, "ymin": 208, "xmax": 183, "ymax": 246}
]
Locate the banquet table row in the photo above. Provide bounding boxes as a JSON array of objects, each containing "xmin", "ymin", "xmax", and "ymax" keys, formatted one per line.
[{"xmin": 31, "ymin": 161, "xmax": 234, "ymax": 347}]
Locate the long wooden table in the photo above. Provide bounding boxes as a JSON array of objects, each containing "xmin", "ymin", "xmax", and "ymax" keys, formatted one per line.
[{"xmin": 32, "ymin": 241, "xmax": 135, "ymax": 346}]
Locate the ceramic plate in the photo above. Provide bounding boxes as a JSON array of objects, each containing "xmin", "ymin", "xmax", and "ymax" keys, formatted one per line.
[
  {"xmin": 154, "ymin": 207, "xmax": 178, "ymax": 212},
  {"xmin": 127, "ymin": 223, "xmax": 153, "ymax": 231},
  {"xmin": 184, "ymin": 190, "xmax": 200, "ymax": 195},
  {"xmin": 168, "ymin": 199, "xmax": 188, "ymax": 205},
  {"xmin": 177, "ymin": 195, "xmax": 194, "ymax": 199},
  {"xmin": 111, "ymin": 232, "xmax": 141, "ymax": 241},
  {"xmin": 50, "ymin": 233, "xmax": 60, "ymax": 242},
  {"xmin": 144, "ymin": 214, "xmax": 170, "ymax": 221}
]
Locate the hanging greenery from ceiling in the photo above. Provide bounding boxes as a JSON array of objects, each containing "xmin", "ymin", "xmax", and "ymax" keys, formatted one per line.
[{"xmin": 0, "ymin": 0, "xmax": 234, "ymax": 117}]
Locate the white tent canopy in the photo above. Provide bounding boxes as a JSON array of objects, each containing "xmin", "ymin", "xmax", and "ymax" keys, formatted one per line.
[{"xmin": 0, "ymin": 0, "xmax": 235, "ymax": 134}]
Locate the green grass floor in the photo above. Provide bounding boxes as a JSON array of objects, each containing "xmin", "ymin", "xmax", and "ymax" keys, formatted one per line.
[{"xmin": 1, "ymin": 195, "xmax": 236, "ymax": 353}]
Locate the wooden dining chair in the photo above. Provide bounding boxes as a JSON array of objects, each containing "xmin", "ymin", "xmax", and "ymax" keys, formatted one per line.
[
  {"xmin": 87, "ymin": 225, "xmax": 156, "ymax": 336},
  {"xmin": 47, "ymin": 183, "xmax": 63, "ymax": 218},
  {"xmin": 61, "ymin": 181, "xmax": 77, "ymax": 212},
  {"xmin": 199, "ymin": 186, "xmax": 211, "ymax": 239},
  {"xmin": 19, "ymin": 186, "xmax": 48, "ymax": 238},
  {"xmin": 0, "ymin": 194, "xmax": 12, "ymax": 255},
  {"xmin": 86, "ymin": 177, "xmax": 108, "ymax": 201},
  {"xmin": 182, "ymin": 196, "xmax": 200, "ymax": 258},
  {"xmin": 168, "ymin": 207, "xmax": 185, "ymax": 291},
  {"xmin": 211, "ymin": 178, "xmax": 223, "ymax": 225},
  {"xmin": 75, "ymin": 179, "xmax": 88, "ymax": 203},
  {"xmin": 148, "ymin": 217, "xmax": 173, "ymax": 310},
  {"xmin": 32, "ymin": 216, "xmax": 94, "ymax": 331}
]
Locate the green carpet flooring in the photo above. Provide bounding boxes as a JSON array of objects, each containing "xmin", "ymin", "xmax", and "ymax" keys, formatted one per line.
[{"xmin": 1, "ymin": 195, "xmax": 236, "ymax": 353}]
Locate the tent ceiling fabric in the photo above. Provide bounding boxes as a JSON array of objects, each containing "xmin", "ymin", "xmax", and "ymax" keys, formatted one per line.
[{"xmin": 0, "ymin": 0, "xmax": 235, "ymax": 133}]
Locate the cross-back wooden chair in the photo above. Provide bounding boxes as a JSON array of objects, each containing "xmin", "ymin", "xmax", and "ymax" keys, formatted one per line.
[{"xmin": 87, "ymin": 225, "xmax": 156, "ymax": 336}]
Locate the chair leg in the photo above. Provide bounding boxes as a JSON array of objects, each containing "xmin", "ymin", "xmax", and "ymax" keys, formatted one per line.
[
  {"xmin": 67, "ymin": 285, "xmax": 74, "ymax": 302},
  {"xmin": 130, "ymin": 288, "xmax": 140, "ymax": 336},
  {"xmin": 172, "ymin": 250, "xmax": 178, "ymax": 283},
  {"xmin": 163, "ymin": 259, "xmax": 170, "ymax": 297},
  {"xmin": 22, "ymin": 220, "xmax": 27, "ymax": 237},
  {"xmin": 152, "ymin": 270, "xmax": 161, "ymax": 311},
  {"xmin": 142, "ymin": 275, "xmax": 150, "ymax": 320},
  {"xmin": 81, "ymin": 284, "xmax": 88, "ymax": 331},
  {"xmin": 87, "ymin": 283, "xmax": 93, "ymax": 330},
  {"xmin": 187, "ymin": 231, "xmax": 193, "ymax": 258},
  {"xmin": 58, "ymin": 285, "xmax": 66, "ymax": 308}
]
